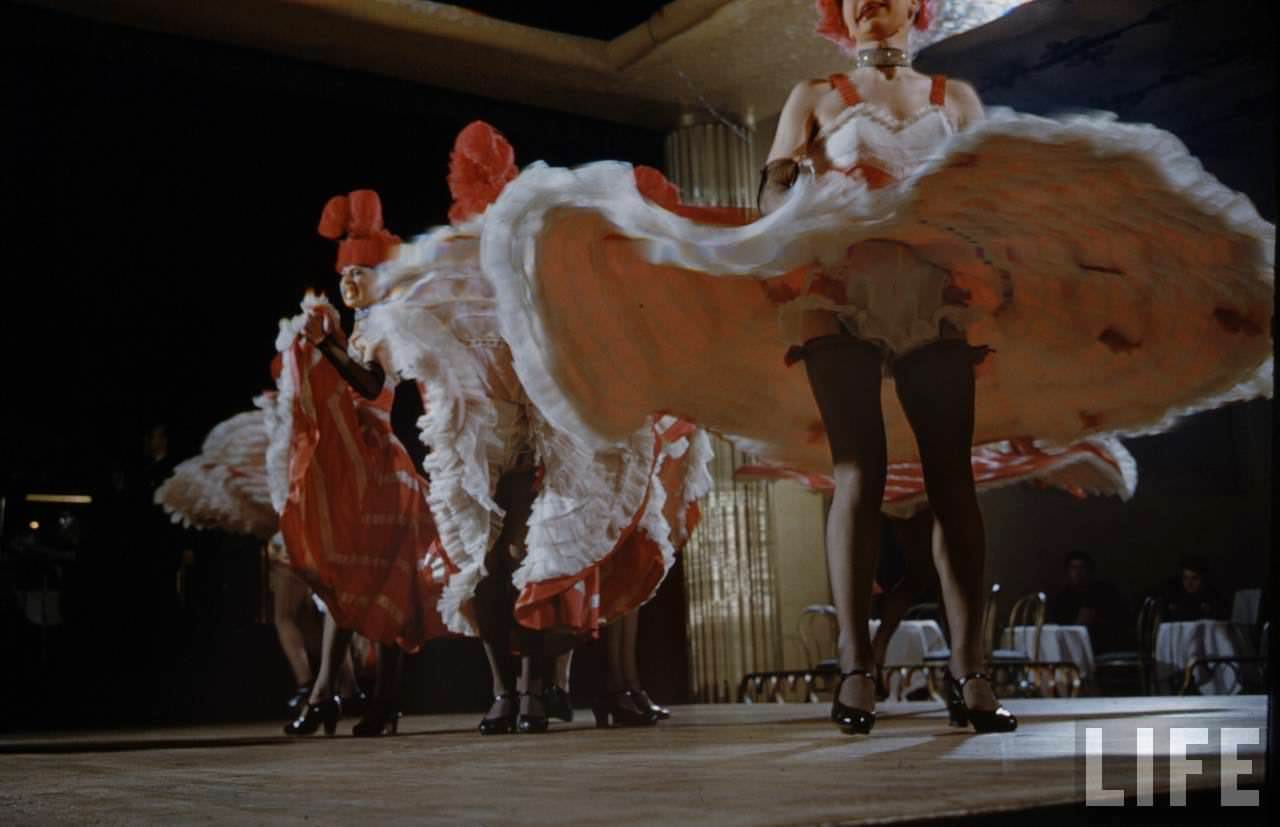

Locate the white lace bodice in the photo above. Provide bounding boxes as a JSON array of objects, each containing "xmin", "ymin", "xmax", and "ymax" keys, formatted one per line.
[{"xmin": 819, "ymin": 103, "xmax": 955, "ymax": 180}]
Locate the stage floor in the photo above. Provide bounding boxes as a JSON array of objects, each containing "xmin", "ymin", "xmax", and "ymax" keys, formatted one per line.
[{"xmin": 0, "ymin": 696, "xmax": 1266, "ymax": 825}]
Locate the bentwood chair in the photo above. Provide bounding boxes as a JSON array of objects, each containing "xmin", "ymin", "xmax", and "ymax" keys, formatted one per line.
[
  {"xmin": 797, "ymin": 603, "xmax": 839, "ymax": 674},
  {"xmin": 1095, "ymin": 596, "xmax": 1162, "ymax": 695}
]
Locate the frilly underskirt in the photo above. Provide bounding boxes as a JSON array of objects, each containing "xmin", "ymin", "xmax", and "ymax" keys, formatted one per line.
[
  {"xmin": 738, "ymin": 435, "xmax": 1137, "ymax": 518},
  {"xmin": 478, "ymin": 108, "xmax": 1273, "ymax": 475},
  {"xmin": 154, "ymin": 409, "xmax": 277, "ymax": 540},
  {"xmin": 353, "ymin": 232, "xmax": 713, "ymax": 636}
]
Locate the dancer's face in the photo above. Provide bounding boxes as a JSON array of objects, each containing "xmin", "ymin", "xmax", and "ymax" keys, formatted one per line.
[
  {"xmin": 339, "ymin": 265, "xmax": 373, "ymax": 308},
  {"xmin": 844, "ymin": 0, "xmax": 917, "ymax": 43}
]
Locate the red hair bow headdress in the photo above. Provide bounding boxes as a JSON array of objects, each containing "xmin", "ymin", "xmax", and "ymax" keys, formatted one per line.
[
  {"xmin": 317, "ymin": 189, "xmax": 400, "ymax": 273},
  {"xmin": 448, "ymin": 121, "xmax": 519, "ymax": 224}
]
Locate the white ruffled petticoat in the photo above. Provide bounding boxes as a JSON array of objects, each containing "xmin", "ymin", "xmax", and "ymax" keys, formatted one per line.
[
  {"xmin": 477, "ymin": 108, "xmax": 1273, "ymax": 474},
  {"xmin": 351, "ymin": 221, "xmax": 711, "ymax": 636},
  {"xmin": 155, "ymin": 408, "xmax": 276, "ymax": 540}
]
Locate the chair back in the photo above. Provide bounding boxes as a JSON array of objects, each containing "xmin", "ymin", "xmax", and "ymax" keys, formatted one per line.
[
  {"xmin": 1231, "ymin": 588, "xmax": 1262, "ymax": 626},
  {"xmin": 1007, "ymin": 592, "xmax": 1047, "ymax": 661},
  {"xmin": 797, "ymin": 604, "xmax": 838, "ymax": 670},
  {"xmin": 981, "ymin": 584, "xmax": 1002, "ymax": 660},
  {"xmin": 1136, "ymin": 596, "xmax": 1162, "ymax": 659}
]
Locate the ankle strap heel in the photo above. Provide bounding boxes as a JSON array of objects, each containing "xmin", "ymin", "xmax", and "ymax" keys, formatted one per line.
[
  {"xmin": 831, "ymin": 669, "xmax": 877, "ymax": 736},
  {"xmin": 944, "ymin": 670, "xmax": 1017, "ymax": 734}
]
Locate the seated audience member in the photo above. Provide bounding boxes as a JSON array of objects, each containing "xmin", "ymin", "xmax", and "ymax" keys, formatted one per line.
[
  {"xmin": 1161, "ymin": 556, "xmax": 1228, "ymax": 622},
  {"xmin": 1047, "ymin": 551, "xmax": 1131, "ymax": 654}
]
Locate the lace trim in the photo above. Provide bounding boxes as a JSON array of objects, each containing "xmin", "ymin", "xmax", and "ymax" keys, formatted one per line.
[
  {"xmin": 817, "ymin": 102, "xmax": 956, "ymax": 141},
  {"xmin": 356, "ymin": 295, "xmax": 503, "ymax": 637}
]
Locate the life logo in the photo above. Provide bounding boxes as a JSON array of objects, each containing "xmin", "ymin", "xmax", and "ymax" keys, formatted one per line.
[{"xmin": 1079, "ymin": 723, "xmax": 1262, "ymax": 807}]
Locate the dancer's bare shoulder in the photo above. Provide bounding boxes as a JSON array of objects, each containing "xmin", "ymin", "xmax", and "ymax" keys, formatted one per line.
[
  {"xmin": 768, "ymin": 79, "xmax": 828, "ymax": 161},
  {"xmin": 945, "ymin": 78, "xmax": 984, "ymax": 128}
]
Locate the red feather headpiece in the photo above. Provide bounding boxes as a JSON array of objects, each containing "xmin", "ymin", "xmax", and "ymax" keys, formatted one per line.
[
  {"xmin": 317, "ymin": 189, "xmax": 400, "ymax": 273},
  {"xmin": 448, "ymin": 121, "xmax": 518, "ymax": 224}
]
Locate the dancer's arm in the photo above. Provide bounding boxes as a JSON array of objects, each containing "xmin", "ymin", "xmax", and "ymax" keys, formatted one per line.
[
  {"xmin": 758, "ymin": 80, "xmax": 824, "ymax": 215},
  {"xmin": 301, "ymin": 310, "xmax": 386, "ymax": 399}
]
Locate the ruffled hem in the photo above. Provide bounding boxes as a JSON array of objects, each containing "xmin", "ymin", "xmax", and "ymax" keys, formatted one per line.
[
  {"xmin": 480, "ymin": 110, "xmax": 1273, "ymax": 474},
  {"xmin": 264, "ymin": 292, "xmax": 338, "ymax": 515},
  {"xmin": 360, "ymin": 225, "xmax": 710, "ymax": 637},
  {"xmin": 512, "ymin": 411, "xmax": 656, "ymax": 588},
  {"xmin": 514, "ymin": 418, "xmax": 711, "ymax": 634},
  {"xmin": 737, "ymin": 436, "xmax": 1138, "ymax": 517},
  {"xmin": 154, "ymin": 409, "xmax": 276, "ymax": 540},
  {"xmin": 354, "ymin": 296, "xmax": 503, "ymax": 637}
]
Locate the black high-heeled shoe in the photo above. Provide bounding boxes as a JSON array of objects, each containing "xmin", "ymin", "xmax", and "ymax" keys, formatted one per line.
[
  {"xmin": 631, "ymin": 688, "xmax": 670, "ymax": 720},
  {"xmin": 831, "ymin": 670, "xmax": 876, "ymax": 735},
  {"xmin": 352, "ymin": 701, "xmax": 402, "ymax": 737},
  {"xmin": 286, "ymin": 685, "xmax": 312, "ymax": 713},
  {"xmin": 944, "ymin": 670, "xmax": 1017, "ymax": 733},
  {"xmin": 516, "ymin": 691, "xmax": 549, "ymax": 734},
  {"xmin": 592, "ymin": 690, "xmax": 660, "ymax": 728},
  {"xmin": 542, "ymin": 686, "xmax": 574, "ymax": 723},
  {"xmin": 478, "ymin": 692, "xmax": 518, "ymax": 735},
  {"xmin": 284, "ymin": 696, "xmax": 341, "ymax": 736},
  {"xmin": 341, "ymin": 690, "xmax": 368, "ymax": 718}
]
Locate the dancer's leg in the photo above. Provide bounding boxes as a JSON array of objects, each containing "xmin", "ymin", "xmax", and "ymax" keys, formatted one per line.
[
  {"xmin": 370, "ymin": 642, "xmax": 403, "ymax": 706},
  {"xmin": 621, "ymin": 609, "xmax": 642, "ymax": 689},
  {"xmin": 800, "ymin": 326, "xmax": 887, "ymax": 712},
  {"xmin": 554, "ymin": 651, "xmax": 573, "ymax": 693},
  {"xmin": 474, "ymin": 466, "xmax": 536, "ymax": 720},
  {"xmin": 518, "ymin": 655, "xmax": 548, "ymax": 719},
  {"xmin": 270, "ymin": 565, "xmax": 313, "ymax": 688},
  {"xmin": 308, "ymin": 611, "xmax": 354, "ymax": 705},
  {"xmin": 605, "ymin": 616, "xmax": 626, "ymax": 692},
  {"xmin": 621, "ymin": 608, "xmax": 670, "ymax": 717},
  {"xmin": 337, "ymin": 638, "xmax": 361, "ymax": 700},
  {"xmin": 894, "ymin": 340, "xmax": 996, "ymax": 711},
  {"xmin": 352, "ymin": 641, "xmax": 404, "ymax": 734}
]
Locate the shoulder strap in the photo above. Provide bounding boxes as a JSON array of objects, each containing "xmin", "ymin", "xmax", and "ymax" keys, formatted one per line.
[
  {"xmin": 930, "ymin": 75, "xmax": 947, "ymax": 106},
  {"xmin": 828, "ymin": 74, "xmax": 862, "ymax": 108}
]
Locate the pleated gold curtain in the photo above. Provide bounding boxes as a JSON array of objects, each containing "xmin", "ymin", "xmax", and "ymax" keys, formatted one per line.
[{"xmin": 683, "ymin": 436, "xmax": 783, "ymax": 702}]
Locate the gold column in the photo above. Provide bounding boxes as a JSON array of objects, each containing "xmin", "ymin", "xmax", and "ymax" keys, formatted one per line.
[
  {"xmin": 681, "ymin": 437, "xmax": 784, "ymax": 702},
  {"xmin": 663, "ymin": 116, "xmax": 756, "ymax": 208}
]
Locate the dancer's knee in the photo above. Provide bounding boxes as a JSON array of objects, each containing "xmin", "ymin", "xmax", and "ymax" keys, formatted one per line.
[{"xmin": 830, "ymin": 462, "xmax": 887, "ymax": 510}]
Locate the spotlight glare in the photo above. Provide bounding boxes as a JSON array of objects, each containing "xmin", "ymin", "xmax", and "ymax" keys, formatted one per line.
[{"xmin": 918, "ymin": 0, "xmax": 1035, "ymax": 48}]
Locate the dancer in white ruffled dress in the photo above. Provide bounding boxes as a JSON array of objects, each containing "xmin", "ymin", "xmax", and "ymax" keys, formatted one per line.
[
  {"xmin": 477, "ymin": 0, "xmax": 1272, "ymax": 735},
  {"xmin": 305, "ymin": 124, "xmax": 712, "ymax": 732}
]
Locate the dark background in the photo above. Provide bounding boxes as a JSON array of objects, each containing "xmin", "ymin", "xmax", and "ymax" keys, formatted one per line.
[
  {"xmin": 445, "ymin": 0, "xmax": 669, "ymax": 40},
  {"xmin": 0, "ymin": 1, "xmax": 680, "ymax": 731}
]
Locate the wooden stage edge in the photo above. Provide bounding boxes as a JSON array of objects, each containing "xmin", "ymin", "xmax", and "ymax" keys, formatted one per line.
[{"xmin": 0, "ymin": 696, "xmax": 1267, "ymax": 825}]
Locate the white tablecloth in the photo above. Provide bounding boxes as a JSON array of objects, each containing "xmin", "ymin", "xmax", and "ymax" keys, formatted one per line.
[
  {"xmin": 1003, "ymin": 624, "xmax": 1096, "ymax": 678},
  {"xmin": 870, "ymin": 619, "xmax": 947, "ymax": 698},
  {"xmin": 871, "ymin": 619, "xmax": 948, "ymax": 665},
  {"xmin": 1155, "ymin": 620, "xmax": 1255, "ymax": 695}
]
